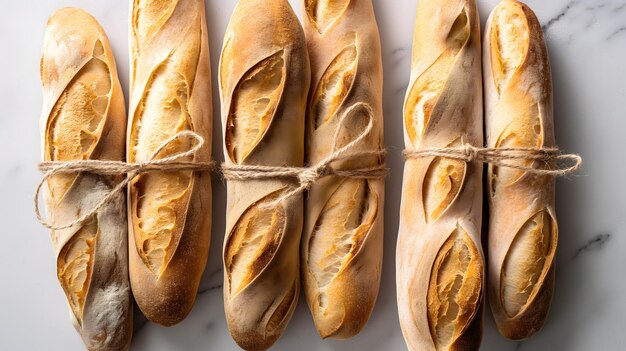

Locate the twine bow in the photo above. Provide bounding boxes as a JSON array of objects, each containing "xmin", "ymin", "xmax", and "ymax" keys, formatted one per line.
[
  {"xmin": 221, "ymin": 102, "xmax": 388, "ymax": 205},
  {"xmin": 403, "ymin": 145, "xmax": 582, "ymax": 176},
  {"xmin": 35, "ymin": 131, "xmax": 214, "ymax": 231}
]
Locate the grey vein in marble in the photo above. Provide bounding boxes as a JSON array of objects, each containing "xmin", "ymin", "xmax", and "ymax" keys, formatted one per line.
[
  {"xmin": 543, "ymin": 0, "xmax": 580, "ymax": 31},
  {"xmin": 614, "ymin": 3, "xmax": 626, "ymax": 12},
  {"xmin": 607, "ymin": 26, "xmax": 626, "ymax": 39},
  {"xmin": 572, "ymin": 233, "xmax": 611, "ymax": 259},
  {"xmin": 198, "ymin": 283, "xmax": 223, "ymax": 295},
  {"xmin": 391, "ymin": 47, "xmax": 407, "ymax": 67},
  {"xmin": 198, "ymin": 268, "xmax": 223, "ymax": 295}
]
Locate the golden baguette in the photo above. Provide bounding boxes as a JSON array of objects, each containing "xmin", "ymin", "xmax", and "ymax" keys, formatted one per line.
[
  {"xmin": 40, "ymin": 8, "xmax": 132, "ymax": 350},
  {"xmin": 127, "ymin": 0, "xmax": 213, "ymax": 326},
  {"xmin": 301, "ymin": 0, "xmax": 385, "ymax": 339},
  {"xmin": 397, "ymin": 0, "xmax": 484, "ymax": 350},
  {"xmin": 483, "ymin": 0, "xmax": 557, "ymax": 339},
  {"xmin": 219, "ymin": 0, "xmax": 310, "ymax": 349}
]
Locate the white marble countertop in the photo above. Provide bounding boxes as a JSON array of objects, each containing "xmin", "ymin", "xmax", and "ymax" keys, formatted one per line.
[{"xmin": 1, "ymin": 0, "xmax": 625, "ymax": 350}]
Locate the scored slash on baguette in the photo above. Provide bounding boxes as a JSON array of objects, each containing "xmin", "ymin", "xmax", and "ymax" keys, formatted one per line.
[
  {"xmin": 397, "ymin": 0, "xmax": 485, "ymax": 350},
  {"xmin": 501, "ymin": 210, "xmax": 557, "ymax": 319},
  {"xmin": 403, "ymin": 9, "xmax": 470, "ymax": 147},
  {"xmin": 225, "ymin": 190, "xmax": 286, "ymax": 297},
  {"xmin": 484, "ymin": 0, "xmax": 558, "ymax": 340},
  {"xmin": 305, "ymin": 0, "xmax": 351, "ymax": 35},
  {"xmin": 426, "ymin": 226, "xmax": 483, "ymax": 350},
  {"xmin": 422, "ymin": 143, "xmax": 467, "ymax": 224},
  {"xmin": 307, "ymin": 178, "xmax": 378, "ymax": 306},
  {"xmin": 309, "ymin": 33, "xmax": 358, "ymax": 130},
  {"xmin": 225, "ymin": 49, "xmax": 287, "ymax": 164},
  {"xmin": 41, "ymin": 7, "xmax": 132, "ymax": 350}
]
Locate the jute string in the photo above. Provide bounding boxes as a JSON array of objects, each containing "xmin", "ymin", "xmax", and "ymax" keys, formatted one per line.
[
  {"xmin": 34, "ymin": 102, "xmax": 387, "ymax": 230},
  {"xmin": 403, "ymin": 145, "xmax": 582, "ymax": 176},
  {"xmin": 221, "ymin": 102, "xmax": 388, "ymax": 206},
  {"xmin": 35, "ymin": 131, "xmax": 214, "ymax": 231}
]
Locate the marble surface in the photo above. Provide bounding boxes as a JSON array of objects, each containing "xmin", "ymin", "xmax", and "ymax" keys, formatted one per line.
[{"xmin": 1, "ymin": 0, "xmax": 624, "ymax": 350}]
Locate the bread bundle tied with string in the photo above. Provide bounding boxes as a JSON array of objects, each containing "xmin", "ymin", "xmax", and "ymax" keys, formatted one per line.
[
  {"xmin": 36, "ymin": 1, "xmax": 218, "ymax": 345},
  {"xmin": 218, "ymin": 0, "xmax": 388, "ymax": 348},
  {"xmin": 397, "ymin": 0, "xmax": 582, "ymax": 349}
]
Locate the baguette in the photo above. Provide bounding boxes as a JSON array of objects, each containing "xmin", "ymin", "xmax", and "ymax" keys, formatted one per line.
[
  {"xmin": 219, "ymin": 0, "xmax": 310, "ymax": 349},
  {"xmin": 40, "ymin": 8, "xmax": 132, "ymax": 350},
  {"xmin": 301, "ymin": 0, "xmax": 384, "ymax": 339},
  {"xmin": 396, "ymin": 1, "xmax": 485, "ymax": 350},
  {"xmin": 127, "ymin": 0, "xmax": 213, "ymax": 326},
  {"xmin": 483, "ymin": 0, "xmax": 557, "ymax": 339}
]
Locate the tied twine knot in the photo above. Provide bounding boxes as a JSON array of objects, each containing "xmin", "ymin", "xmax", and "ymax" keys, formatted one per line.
[
  {"xmin": 403, "ymin": 144, "xmax": 582, "ymax": 176},
  {"xmin": 35, "ymin": 131, "xmax": 214, "ymax": 231},
  {"xmin": 221, "ymin": 101, "xmax": 388, "ymax": 206},
  {"xmin": 298, "ymin": 164, "xmax": 330, "ymax": 190}
]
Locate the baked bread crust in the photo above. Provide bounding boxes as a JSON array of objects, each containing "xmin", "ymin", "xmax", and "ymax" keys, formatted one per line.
[
  {"xmin": 483, "ymin": 0, "xmax": 557, "ymax": 340},
  {"xmin": 219, "ymin": 0, "xmax": 310, "ymax": 349},
  {"xmin": 397, "ymin": 1, "xmax": 485, "ymax": 350},
  {"xmin": 127, "ymin": 0, "xmax": 213, "ymax": 326},
  {"xmin": 40, "ymin": 8, "xmax": 132, "ymax": 350},
  {"xmin": 301, "ymin": 0, "xmax": 385, "ymax": 339}
]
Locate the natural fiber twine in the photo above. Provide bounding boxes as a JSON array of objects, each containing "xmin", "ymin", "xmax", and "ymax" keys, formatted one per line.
[
  {"xmin": 403, "ymin": 145, "xmax": 582, "ymax": 175},
  {"xmin": 221, "ymin": 102, "xmax": 387, "ymax": 206},
  {"xmin": 35, "ymin": 131, "xmax": 214, "ymax": 231},
  {"xmin": 35, "ymin": 100, "xmax": 581, "ymax": 230},
  {"xmin": 35, "ymin": 102, "xmax": 387, "ymax": 229}
]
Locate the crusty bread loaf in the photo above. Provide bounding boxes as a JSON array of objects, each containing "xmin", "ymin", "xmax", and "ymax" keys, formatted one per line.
[
  {"xmin": 219, "ymin": 0, "xmax": 310, "ymax": 349},
  {"xmin": 40, "ymin": 8, "xmax": 132, "ymax": 350},
  {"xmin": 396, "ymin": 1, "xmax": 485, "ymax": 350},
  {"xmin": 483, "ymin": 0, "xmax": 557, "ymax": 340},
  {"xmin": 301, "ymin": 0, "xmax": 384, "ymax": 339},
  {"xmin": 127, "ymin": 0, "xmax": 213, "ymax": 326}
]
